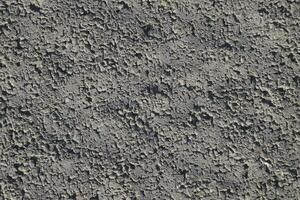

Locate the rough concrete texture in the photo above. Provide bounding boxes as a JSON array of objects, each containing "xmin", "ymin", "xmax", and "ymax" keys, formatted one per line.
[{"xmin": 0, "ymin": 0, "xmax": 300, "ymax": 199}]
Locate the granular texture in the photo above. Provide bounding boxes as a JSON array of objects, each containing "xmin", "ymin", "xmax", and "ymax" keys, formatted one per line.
[{"xmin": 0, "ymin": 0, "xmax": 299, "ymax": 199}]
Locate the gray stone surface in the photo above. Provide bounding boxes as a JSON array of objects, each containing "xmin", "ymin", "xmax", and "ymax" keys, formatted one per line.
[{"xmin": 0, "ymin": 0, "xmax": 299, "ymax": 199}]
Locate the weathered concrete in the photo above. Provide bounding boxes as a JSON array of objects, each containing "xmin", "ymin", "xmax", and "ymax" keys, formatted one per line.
[{"xmin": 0, "ymin": 0, "xmax": 299, "ymax": 199}]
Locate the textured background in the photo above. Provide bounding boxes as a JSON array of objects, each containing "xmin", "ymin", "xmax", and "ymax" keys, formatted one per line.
[{"xmin": 0, "ymin": 0, "xmax": 299, "ymax": 199}]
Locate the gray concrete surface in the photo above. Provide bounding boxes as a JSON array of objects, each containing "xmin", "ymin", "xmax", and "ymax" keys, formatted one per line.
[{"xmin": 0, "ymin": 0, "xmax": 300, "ymax": 199}]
